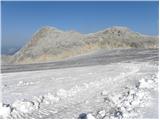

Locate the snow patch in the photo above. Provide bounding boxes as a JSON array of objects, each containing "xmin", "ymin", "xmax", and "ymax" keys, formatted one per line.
[
  {"xmin": 43, "ymin": 93, "xmax": 60, "ymax": 104},
  {"xmin": 97, "ymin": 110, "xmax": 106, "ymax": 118},
  {"xmin": 56, "ymin": 89, "xmax": 68, "ymax": 98},
  {"xmin": 17, "ymin": 80, "xmax": 35, "ymax": 87},
  {"xmin": 12, "ymin": 100, "xmax": 36, "ymax": 113},
  {"xmin": 87, "ymin": 113, "xmax": 96, "ymax": 119},
  {"xmin": 139, "ymin": 77, "xmax": 157, "ymax": 89},
  {"xmin": 99, "ymin": 74, "xmax": 158, "ymax": 119},
  {"xmin": 0, "ymin": 103, "xmax": 11, "ymax": 118}
]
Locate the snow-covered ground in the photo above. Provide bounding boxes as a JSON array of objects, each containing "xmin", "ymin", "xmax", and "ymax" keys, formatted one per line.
[{"xmin": 0, "ymin": 61, "xmax": 158, "ymax": 119}]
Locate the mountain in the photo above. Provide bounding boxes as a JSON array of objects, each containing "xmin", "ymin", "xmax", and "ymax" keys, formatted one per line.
[{"xmin": 3, "ymin": 26, "xmax": 158, "ymax": 64}]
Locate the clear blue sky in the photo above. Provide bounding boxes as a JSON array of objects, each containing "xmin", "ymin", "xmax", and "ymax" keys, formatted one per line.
[{"xmin": 1, "ymin": 1, "xmax": 159, "ymax": 48}]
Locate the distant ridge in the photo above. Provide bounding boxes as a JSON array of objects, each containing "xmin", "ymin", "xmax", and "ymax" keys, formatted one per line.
[{"xmin": 2, "ymin": 26, "xmax": 158, "ymax": 64}]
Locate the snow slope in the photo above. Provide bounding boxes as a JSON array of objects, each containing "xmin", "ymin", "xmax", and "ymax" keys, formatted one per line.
[{"xmin": 1, "ymin": 61, "xmax": 158, "ymax": 119}]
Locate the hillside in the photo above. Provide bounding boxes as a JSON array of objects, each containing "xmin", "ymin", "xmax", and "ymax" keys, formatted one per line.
[{"xmin": 3, "ymin": 26, "xmax": 158, "ymax": 64}]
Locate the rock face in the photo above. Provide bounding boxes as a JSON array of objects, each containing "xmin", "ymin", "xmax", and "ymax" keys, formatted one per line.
[{"xmin": 7, "ymin": 26, "xmax": 158, "ymax": 64}]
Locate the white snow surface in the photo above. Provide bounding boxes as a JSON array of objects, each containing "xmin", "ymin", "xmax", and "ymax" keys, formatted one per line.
[{"xmin": 1, "ymin": 62, "xmax": 158, "ymax": 119}]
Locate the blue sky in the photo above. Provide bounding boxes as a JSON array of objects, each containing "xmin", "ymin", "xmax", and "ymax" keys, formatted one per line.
[{"xmin": 1, "ymin": 1, "xmax": 159, "ymax": 49}]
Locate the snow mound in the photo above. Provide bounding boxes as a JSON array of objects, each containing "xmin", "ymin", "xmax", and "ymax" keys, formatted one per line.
[
  {"xmin": 33, "ymin": 95, "xmax": 44, "ymax": 103},
  {"xmin": 99, "ymin": 74, "xmax": 158, "ymax": 119},
  {"xmin": 0, "ymin": 103, "xmax": 11, "ymax": 118},
  {"xmin": 12, "ymin": 100, "xmax": 36, "ymax": 113}
]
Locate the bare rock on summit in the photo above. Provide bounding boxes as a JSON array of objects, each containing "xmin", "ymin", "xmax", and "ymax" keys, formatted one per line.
[{"xmin": 8, "ymin": 26, "xmax": 158, "ymax": 64}]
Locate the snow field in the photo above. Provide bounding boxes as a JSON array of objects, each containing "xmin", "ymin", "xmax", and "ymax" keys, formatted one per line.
[{"xmin": 0, "ymin": 62, "xmax": 158, "ymax": 118}]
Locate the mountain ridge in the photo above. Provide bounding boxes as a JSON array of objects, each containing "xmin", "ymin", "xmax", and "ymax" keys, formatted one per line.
[{"xmin": 2, "ymin": 26, "xmax": 158, "ymax": 64}]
